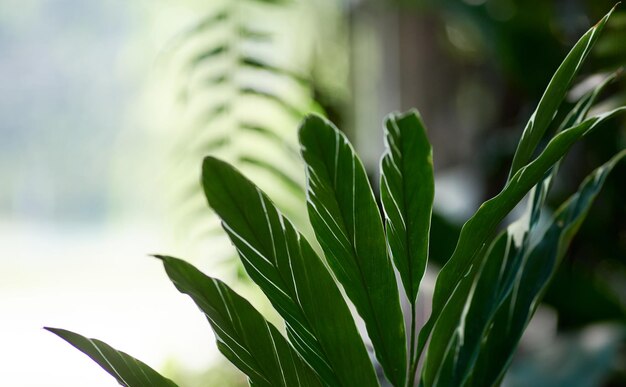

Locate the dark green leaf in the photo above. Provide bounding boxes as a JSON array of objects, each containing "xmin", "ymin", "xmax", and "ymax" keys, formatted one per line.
[
  {"xmin": 418, "ymin": 106, "xmax": 626, "ymax": 365},
  {"xmin": 467, "ymin": 149, "xmax": 626, "ymax": 387},
  {"xmin": 202, "ymin": 156, "xmax": 378, "ymax": 387},
  {"xmin": 380, "ymin": 109, "xmax": 434, "ymax": 303},
  {"xmin": 157, "ymin": 255, "xmax": 323, "ymax": 387},
  {"xmin": 422, "ymin": 231, "xmax": 510, "ymax": 387},
  {"xmin": 45, "ymin": 328, "xmax": 178, "ymax": 387},
  {"xmin": 422, "ymin": 70, "xmax": 621, "ymax": 386},
  {"xmin": 299, "ymin": 115, "xmax": 406, "ymax": 386},
  {"xmin": 508, "ymin": 7, "xmax": 615, "ymax": 179}
]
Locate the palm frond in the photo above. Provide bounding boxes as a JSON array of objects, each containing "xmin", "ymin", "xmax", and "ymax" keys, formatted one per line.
[{"xmin": 165, "ymin": 0, "xmax": 321, "ymax": 265}]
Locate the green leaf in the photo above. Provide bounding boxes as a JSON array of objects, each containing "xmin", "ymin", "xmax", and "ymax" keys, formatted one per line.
[
  {"xmin": 422, "ymin": 71, "xmax": 621, "ymax": 386},
  {"xmin": 156, "ymin": 255, "xmax": 323, "ymax": 387},
  {"xmin": 299, "ymin": 115, "xmax": 406, "ymax": 386},
  {"xmin": 380, "ymin": 109, "xmax": 434, "ymax": 303},
  {"xmin": 44, "ymin": 328, "xmax": 178, "ymax": 387},
  {"xmin": 508, "ymin": 7, "xmax": 615, "ymax": 179},
  {"xmin": 422, "ymin": 231, "xmax": 510, "ymax": 387},
  {"xmin": 418, "ymin": 106, "xmax": 626, "ymax": 366},
  {"xmin": 467, "ymin": 149, "xmax": 626, "ymax": 387},
  {"xmin": 201, "ymin": 156, "xmax": 378, "ymax": 387}
]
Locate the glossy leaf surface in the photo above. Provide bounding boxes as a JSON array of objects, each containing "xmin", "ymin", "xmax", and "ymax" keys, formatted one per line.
[
  {"xmin": 419, "ymin": 105, "xmax": 626, "ymax": 365},
  {"xmin": 202, "ymin": 156, "xmax": 378, "ymax": 387},
  {"xmin": 380, "ymin": 110, "xmax": 434, "ymax": 303},
  {"xmin": 423, "ymin": 71, "xmax": 620, "ymax": 386},
  {"xmin": 467, "ymin": 150, "xmax": 626, "ymax": 386},
  {"xmin": 157, "ymin": 255, "xmax": 323, "ymax": 387},
  {"xmin": 507, "ymin": 7, "xmax": 615, "ymax": 179},
  {"xmin": 300, "ymin": 115, "xmax": 406, "ymax": 386}
]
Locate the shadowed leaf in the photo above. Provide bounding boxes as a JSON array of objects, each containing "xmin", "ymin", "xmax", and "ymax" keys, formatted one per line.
[
  {"xmin": 508, "ymin": 7, "xmax": 616, "ymax": 179},
  {"xmin": 423, "ymin": 70, "xmax": 622, "ymax": 386},
  {"xmin": 418, "ymin": 105, "xmax": 626, "ymax": 368},
  {"xmin": 467, "ymin": 149, "xmax": 626, "ymax": 386}
]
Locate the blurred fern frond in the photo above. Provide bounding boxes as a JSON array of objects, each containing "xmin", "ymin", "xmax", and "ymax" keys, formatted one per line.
[{"xmin": 164, "ymin": 0, "xmax": 322, "ymax": 267}]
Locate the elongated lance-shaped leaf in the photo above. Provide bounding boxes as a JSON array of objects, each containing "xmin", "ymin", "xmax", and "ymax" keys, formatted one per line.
[
  {"xmin": 380, "ymin": 109, "xmax": 434, "ymax": 303},
  {"xmin": 45, "ymin": 328, "xmax": 178, "ymax": 387},
  {"xmin": 202, "ymin": 156, "xmax": 378, "ymax": 387},
  {"xmin": 156, "ymin": 255, "xmax": 323, "ymax": 387},
  {"xmin": 299, "ymin": 115, "xmax": 406, "ymax": 387},
  {"xmin": 416, "ymin": 106, "xmax": 626, "ymax": 365},
  {"xmin": 467, "ymin": 149, "xmax": 626, "ymax": 387},
  {"xmin": 422, "ymin": 71, "xmax": 621, "ymax": 386},
  {"xmin": 519, "ymin": 70, "xmax": 620, "ymax": 233},
  {"xmin": 491, "ymin": 72, "xmax": 622, "ymax": 302},
  {"xmin": 421, "ymin": 231, "xmax": 510, "ymax": 387},
  {"xmin": 507, "ymin": 7, "xmax": 615, "ymax": 180},
  {"xmin": 489, "ymin": 72, "xmax": 622, "ymax": 301}
]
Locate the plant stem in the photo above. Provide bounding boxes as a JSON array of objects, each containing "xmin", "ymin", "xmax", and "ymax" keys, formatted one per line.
[{"xmin": 407, "ymin": 301, "xmax": 418, "ymax": 387}]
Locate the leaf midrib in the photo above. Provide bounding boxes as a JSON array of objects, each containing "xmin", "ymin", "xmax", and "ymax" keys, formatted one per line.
[
  {"xmin": 308, "ymin": 130, "xmax": 395, "ymax": 379},
  {"xmin": 211, "ymin": 165, "xmax": 341, "ymax": 384}
]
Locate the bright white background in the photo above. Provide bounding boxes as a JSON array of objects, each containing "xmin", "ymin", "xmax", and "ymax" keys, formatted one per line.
[{"xmin": 0, "ymin": 1, "xmax": 222, "ymax": 385}]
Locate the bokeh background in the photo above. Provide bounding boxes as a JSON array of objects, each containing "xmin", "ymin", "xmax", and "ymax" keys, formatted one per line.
[{"xmin": 1, "ymin": 0, "xmax": 625, "ymax": 386}]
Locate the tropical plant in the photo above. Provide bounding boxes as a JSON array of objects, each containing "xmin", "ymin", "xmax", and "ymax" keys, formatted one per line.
[
  {"xmin": 165, "ymin": 0, "xmax": 325, "ymax": 267},
  {"xmin": 46, "ymin": 7, "xmax": 626, "ymax": 387}
]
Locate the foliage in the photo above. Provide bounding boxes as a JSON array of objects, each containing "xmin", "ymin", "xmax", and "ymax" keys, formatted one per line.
[
  {"xmin": 408, "ymin": 0, "xmax": 626, "ymax": 338},
  {"xmin": 166, "ymin": 0, "xmax": 321, "ymax": 263},
  {"xmin": 46, "ymin": 7, "xmax": 625, "ymax": 387}
]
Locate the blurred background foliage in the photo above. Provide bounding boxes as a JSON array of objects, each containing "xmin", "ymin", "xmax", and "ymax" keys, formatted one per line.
[
  {"xmin": 161, "ymin": 0, "xmax": 329, "ymax": 278},
  {"xmin": 1, "ymin": 0, "xmax": 625, "ymax": 385}
]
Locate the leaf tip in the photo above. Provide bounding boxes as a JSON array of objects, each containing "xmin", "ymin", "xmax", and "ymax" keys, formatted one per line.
[
  {"xmin": 201, "ymin": 155, "xmax": 222, "ymax": 170},
  {"xmin": 401, "ymin": 107, "xmax": 421, "ymax": 119},
  {"xmin": 595, "ymin": 3, "xmax": 619, "ymax": 28},
  {"xmin": 44, "ymin": 326, "xmax": 67, "ymax": 338},
  {"xmin": 201, "ymin": 156, "xmax": 238, "ymax": 190},
  {"xmin": 298, "ymin": 113, "xmax": 336, "ymax": 148},
  {"xmin": 152, "ymin": 254, "xmax": 182, "ymax": 267},
  {"xmin": 299, "ymin": 113, "xmax": 326, "ymax": 132}
]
